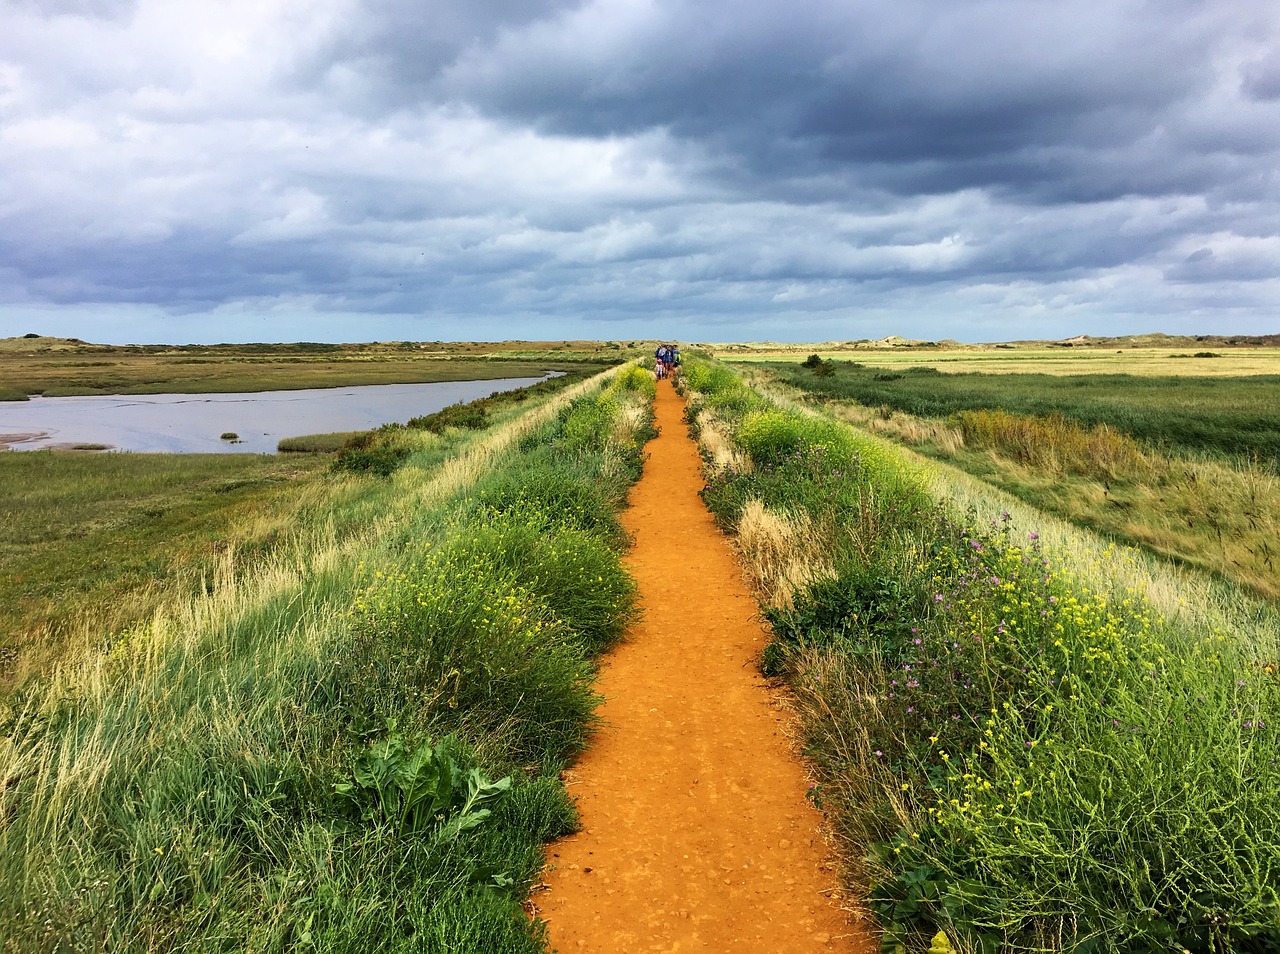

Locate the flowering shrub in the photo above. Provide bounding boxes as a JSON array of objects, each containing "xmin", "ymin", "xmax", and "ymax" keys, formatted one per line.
[
  {"xmin": 608, "ymin": 364, "xmax": 658, "ymax": 399},
  {"xmin": 867, "ymin": 516, "xmax": 1280, "ymax": 952}
]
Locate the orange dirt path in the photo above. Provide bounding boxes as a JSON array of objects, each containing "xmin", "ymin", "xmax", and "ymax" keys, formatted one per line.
[{"xmin": 535, "ymin": 380, "xmax": 875, "ymax": 953}]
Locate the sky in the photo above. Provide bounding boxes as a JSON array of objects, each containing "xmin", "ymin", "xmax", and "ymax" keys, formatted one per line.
[{"xmin": 1, "ymin": 0, "xmax": 1278, "ymax": 344}]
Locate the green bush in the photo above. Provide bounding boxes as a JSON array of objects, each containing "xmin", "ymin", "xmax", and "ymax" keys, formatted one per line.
[
  {"xmin": 451, "ymin": 509, "xmax": 639, "ymax": 657},
  {"xmin": 341, "ymin": 525, "xmax": 601, "ymax": 765},
  {"xmin": 476, "ymin": 456, "xmax": 628, "ymax": 546},
  {"xmin": 860, "ymin": 518, "xmax": 1280, "ymax": 953},
  {"xmin": 332, "ymin": 722, "xmax": 511, "ymax": 839},
  {"xmin": 682, "ymin": 361, "xmax": 740, "ymax": 396},
  {"xmin": 680, "ymin": 358, "xmax": 766, "ymax": 421},
  {"xmin": 736, "ymin": 410, "xmax": 809, "ymax": 465},
  {"xmin": 609, "ymin": 364, "xmax": 657, "ymax": 400},
  {"xmin": 554, "ymin": 396, "xmax": 617, "ymax": 455},
  {"xmin": 333, "ymin": 437, "xmax": 410, "ymax": 476},
  {"xmin": 408, "ymin": 403, "xmax": 488, "ymax": 433},
  {"xmin": 278, "ymin": 430, "xmax": 368, "ymax": 453}
]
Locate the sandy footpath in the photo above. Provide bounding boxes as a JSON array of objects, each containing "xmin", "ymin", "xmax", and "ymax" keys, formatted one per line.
[{"xmin": 534, "ymin": 379, "xmax": 874, "ymax": 953}]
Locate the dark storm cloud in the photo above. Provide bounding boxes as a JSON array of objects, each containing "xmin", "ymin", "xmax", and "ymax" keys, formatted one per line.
[
  {"xmin": 420, "ymin": 0, "xmax": 1265, "ymax": 199},
  {"xmin": 294, "ymin": 0, "xmax": 576, "ymax": 102},
  {"xmin": 0, "ymin": 0, "xmax": 1277, "ymax": 342}
]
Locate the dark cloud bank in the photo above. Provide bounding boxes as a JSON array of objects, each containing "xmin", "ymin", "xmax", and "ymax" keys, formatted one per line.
[{"xmin": 0, "ymin": 0, "xmax": 1277, "ymax": 342}]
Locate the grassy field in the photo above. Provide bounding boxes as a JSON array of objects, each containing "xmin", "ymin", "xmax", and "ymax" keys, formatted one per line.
[
  {"xmin": 0, "ymin": 451, "xmax": 335, "ymax": 692},
  {"xmin": 715, "ymin": 335, "xmax": 1280, "ymax": 378},
  {"xmin": 759, "ymin": 359, "xmax": 1280, "ymax": 464},
  {"xmin": 682, "ymin": 357, "xmax": 1280, "ymax": 953},
  {"xmin": 748, "ymin": 360, "xmax": 1280, "ymax": 598},
  {"xmin": 725, "ymin": 347, "xmax": 1280, "ymax": 377},
  {"xmin": 0, "ymin": 370, "xmax": 594, "ymax": 697},
  {"xmin": 0, "ymin": 362, "xmax": 658, "ymax": 951},
  {"xmin": 0, "ymin": 337, "xmax": 635, "ymax": 399}
]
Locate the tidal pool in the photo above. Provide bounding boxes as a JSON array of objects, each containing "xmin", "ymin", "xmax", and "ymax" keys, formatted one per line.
[{"xmin": 0, "ymin": 376, "xmax": 553, "ymax": 454}]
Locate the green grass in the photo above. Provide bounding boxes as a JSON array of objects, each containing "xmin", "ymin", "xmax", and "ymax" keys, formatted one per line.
[
  {"xmin": 278, "ymin": 432, "xmax": 366, "ymax": 452},
  {"xmin": 756, "ymin": 367, "xmax": 1280, "ymax": 599},
  {"xmin": 685, "ymin": 357, "xmax": 1280, "ymax": 954},
  {"xmin": 0, "ymin": 450, "xmax": 337, "ymax": 690},
  {"xmin": 763, "ymin": 361, "xmax": 1280, "ymax": 465},
  {"xmin": 0, "ymin": 364, "xmax": 655, "ymax": 951},
  {"xmin": 0, "ymin": 339, "xmax": 617, "ymax": 399}
]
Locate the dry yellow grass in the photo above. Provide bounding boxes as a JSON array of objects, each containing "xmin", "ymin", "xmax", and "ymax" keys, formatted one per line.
[
  {"xmin": 831, "ymin": 402, "xmax": 965, "ymax": 454},
  {"xmin": 954, "ymin": 408, "xmax": 1149, "ymax": 481},
  {"xmin": 735, "ymin": 500, "xmax": 834, "ymax": 608},
  {"xmin": 698, "ymin": 415, "xmax": 751, "ymax": 472},
  {"xmin": 725, "ymin": 346, "xmax": 1280, "ymax": 377}
]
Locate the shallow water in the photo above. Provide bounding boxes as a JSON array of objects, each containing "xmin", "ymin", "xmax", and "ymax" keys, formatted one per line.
[{"xmin": 0, "ymin": 377, "xmax": 552, "ymax": 454}]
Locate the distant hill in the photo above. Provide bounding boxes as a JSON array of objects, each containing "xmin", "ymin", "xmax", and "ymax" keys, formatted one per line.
[
  {"xmin": 0, "ymin": 334, "xmax": 105, "ymax": 353},
  {"xmin": 5, "ymin": 332, "xmax": 1278, "ymax": 355},
  {"xmin": 1034, "ymin": 332, "xmax": 1280, "ymax": 349}
]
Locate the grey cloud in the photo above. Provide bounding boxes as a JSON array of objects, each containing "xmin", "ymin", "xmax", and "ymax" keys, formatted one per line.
[
  {"xmin": 1, "ymin": 0, "xmax": 1278, "ymax": 341},
  {"xmin": 414, "ymin": 0, "xmax": 1270, "ymax": 202},
  {"xmin": 292, "ymin": 0, "xmax": 577, "ymax": 107},
  {"xmin": 1242, "ymin": 51, "xmax": 1280, "ymax": 101},
  {"xmin": 8, "ymin": 0, "xmax": 136, "ymax": 20},
  {"xmin": 1164, "ymin": 242, "xmax": 1280, "ymax": 283}
]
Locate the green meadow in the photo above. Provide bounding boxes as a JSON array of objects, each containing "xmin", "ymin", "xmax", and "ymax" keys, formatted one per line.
[
  {"xmin": 682, "ymin": 356, "xmax": 1280, "ymax": 953},
  {"xmin": 0, "ymin": 337, "xmax": 629, "ymax": 399},
  {"xmin": 750, "ymin": 358, "xmax": 1280, "ymax": 599},
  {"xmin": 0, "ymin": 450, "xmax": 333, "ymax": 691},
  {"xmin": 757, "ymin": 359, "xmax": 1280, "ymax": 463}
]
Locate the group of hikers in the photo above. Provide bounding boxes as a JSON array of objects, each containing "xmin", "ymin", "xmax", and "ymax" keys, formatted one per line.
[{"xmin": 655, "ymin": 344, "xmax": 681, "ymax": 380}]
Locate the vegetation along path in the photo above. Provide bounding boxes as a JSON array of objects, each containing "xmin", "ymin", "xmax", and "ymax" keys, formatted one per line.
[{"xmin": 536, "ymin": 379, "xmax": 874, "ymax": 952}]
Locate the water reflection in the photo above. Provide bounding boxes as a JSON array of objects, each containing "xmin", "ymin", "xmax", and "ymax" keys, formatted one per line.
[{"xmin": 0, "ymin": 376, "xmax": 552, "ymax": 454}]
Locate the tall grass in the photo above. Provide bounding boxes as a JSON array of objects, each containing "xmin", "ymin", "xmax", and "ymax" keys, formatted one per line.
[
  {"xmin": 954, "ymin": 409, "xmax": 1147, "ymax": 481},
  {"xmin": 788, "ymin": 384, "xmax": 1280, "ymax": 599},
  {"xmin": 684, "ymin": 357, "xmax": 1280, "ymax": 953},
  {"xmin": 0, "ymin": 451, "xmax": 345, "ymax": 689},
  {"xmin": 0, "ymin": 364, "xmax": 654, "ymax": 951},
  {"xmin": 763, "ymin": 361, "xmax": 1280, "ymax": 465},
  {"xmin": 0, "ymin": 373, "xmax": 603, "ymax": 694}
]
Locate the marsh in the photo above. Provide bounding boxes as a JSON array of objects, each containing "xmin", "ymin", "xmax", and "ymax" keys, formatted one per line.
[{"xmin": 0, "ymin": 376, "xmax": 553, "ymax": 453}]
